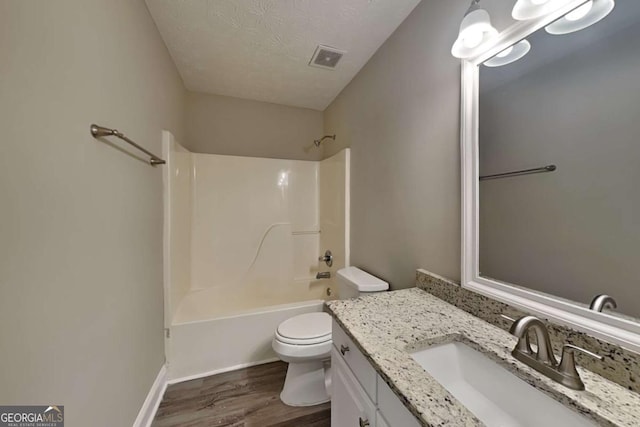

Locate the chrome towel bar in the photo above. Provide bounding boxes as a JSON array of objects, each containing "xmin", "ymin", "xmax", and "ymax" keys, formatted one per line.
[
  {"xmin": 90, "ymin": 124, "xmax": 166, "ymax": 166},
  {"xmin": 480, "ymin": 164, "xmax": 556, "ymax": 181}
]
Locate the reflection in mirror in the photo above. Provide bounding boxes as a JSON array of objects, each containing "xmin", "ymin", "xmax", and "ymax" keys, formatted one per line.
[{"xmin": 478, "ymin": 0, "xmax": 640, "ymax": 319}]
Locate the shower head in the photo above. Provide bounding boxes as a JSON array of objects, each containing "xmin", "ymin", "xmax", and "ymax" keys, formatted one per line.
[{"xmin": 313, "ymin": 134, "xmax": 336, "ymax": 147}]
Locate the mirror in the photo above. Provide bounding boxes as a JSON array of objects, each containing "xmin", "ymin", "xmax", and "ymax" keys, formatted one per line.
[{"xmin": 478, "ymin": 0, "xmax": 640, "ymax": 320}]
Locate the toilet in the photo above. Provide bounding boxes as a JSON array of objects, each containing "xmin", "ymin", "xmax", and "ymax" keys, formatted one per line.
[{"xmin": 272, "ymin": 266, "xmax": 389, "ymax": 406}]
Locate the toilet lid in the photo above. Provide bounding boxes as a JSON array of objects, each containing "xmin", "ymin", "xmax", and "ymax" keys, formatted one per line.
[{"xmin": 277, "ymin": 312, "xmax": 332, "ymax": 345}]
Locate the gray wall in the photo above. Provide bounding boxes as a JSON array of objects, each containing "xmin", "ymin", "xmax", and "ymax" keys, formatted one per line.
[
  {"xmin": 322, "ymin": 0, "xmax": 509, "ymax": 289},
  {"xmin": 185, "ymin": 91, "xmax": 324, "ymax": 160},
  {"xmin": 0, "ymin": 0, "xmax": 185, "ymax": 425},
  {"xmin": 186, "ymin": 0, "xmax": 515, "ymax": 290},
  {"xmin": 479, "ymin": 24, "xmax": 640, "ymax": 317}
]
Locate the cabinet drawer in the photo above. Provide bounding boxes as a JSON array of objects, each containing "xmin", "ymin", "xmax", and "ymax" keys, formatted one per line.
[
  {"xmin": 377, "ymin": 376, "xmax": 421, "ymax": 427},
  {"xmin": 332, "ymin": 319, "xmax": 377, "ymax": 402},
  {"xmin": 331, "ymin": 347, "xmax": 377, "ymax": 427}
]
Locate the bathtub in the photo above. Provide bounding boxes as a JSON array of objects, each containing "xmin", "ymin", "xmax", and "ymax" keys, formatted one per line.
[{"xmin": 167, "ymin": 284, "xmax": 329, "ymax": 382}]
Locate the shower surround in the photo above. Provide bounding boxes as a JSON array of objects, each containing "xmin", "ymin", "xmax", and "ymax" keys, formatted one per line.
[{"xmin": 162, "ymin": 132, "xmax": 349, "ymax": 381}]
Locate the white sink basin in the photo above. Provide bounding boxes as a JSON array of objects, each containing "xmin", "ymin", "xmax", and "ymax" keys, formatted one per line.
[{"xmin": 410, "ymin": 342, "xmax": 597, "ymax": 427}]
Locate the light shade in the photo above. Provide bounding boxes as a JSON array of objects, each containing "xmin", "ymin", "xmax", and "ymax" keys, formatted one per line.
[
  {"xmin": 452, "ymin": 4, "xmax": 498, "ymax": 59},
  {"xmin": 512, "ymin": 0, "xmax": 569, "ymax": 21},
  {"xmin": 545, "ymin": 0, "xmax": 615, "ymax": 35},
  {"xmin": 483, "ymin": 40, "xmax": 532, "ymax": 67}
]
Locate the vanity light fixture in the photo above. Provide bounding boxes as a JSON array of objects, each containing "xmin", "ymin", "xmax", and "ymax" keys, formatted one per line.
[
  {"xmin": 483, "ymin": 40, "xmax": 532, "ymax": 67},
  {"xmin": 512, "ymin": 0, "xmax": 568, "ymax": 21},
  {"xmin": 451, "ymin": 0, "xmax": 498, "ymax": 59},
  {"xmin": 545, "ymin": 0, "xmax": 615, "ymax": 35}
]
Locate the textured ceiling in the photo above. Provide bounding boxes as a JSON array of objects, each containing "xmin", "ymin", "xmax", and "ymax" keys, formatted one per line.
[{"xmin": 145, "ymin": 0, "xmax": 421, "ymax": 110}]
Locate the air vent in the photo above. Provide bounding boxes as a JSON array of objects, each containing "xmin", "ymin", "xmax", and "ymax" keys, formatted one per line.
[{"xmin": 309, "ymin": 45, "xmax": 346, "ymax": 70}]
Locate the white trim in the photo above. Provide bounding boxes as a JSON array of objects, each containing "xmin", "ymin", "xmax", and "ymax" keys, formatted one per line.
[
  {"xmin": 344, "ymin": 148, "xmax": 351, "ymax": 268},
  {"xmin": 161, "ymin": 130, "xmax": 174, "ymax": 365},
  {"xmin": 167, "ymin": 357, "xmax": 279, "ymax": 385},
  {"xmin": 133, "ymin": 364, "xmax": 168, "ymax": 427},
  {"xmin": 460, "ymin": 0, "xmax": 640, "ymax": 354}
]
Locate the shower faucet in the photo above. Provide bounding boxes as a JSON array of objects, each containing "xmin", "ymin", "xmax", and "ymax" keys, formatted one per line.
[
  {"xmin": 313, "ymin": 134, "xmax": 336, "ymax": 147},
  {"xmin": 318, "ymin": 250, "xmax": 333, "ymax": 267},
  {"xmin": 316, "ymin": 272, "xmax": 331, "ymax": 279}
]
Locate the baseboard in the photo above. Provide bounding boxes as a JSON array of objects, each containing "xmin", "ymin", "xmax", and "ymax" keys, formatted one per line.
[
  {"xmin": 167, "ymin": 357, "xmax": 280, "ymax": 385},
  {"xmin": 133, "ymin": 364, "xmax": 168, "ymax": 427},
  {"xmin": 131, "ymin": 358, "xmax": 282, "ymax": 425}
]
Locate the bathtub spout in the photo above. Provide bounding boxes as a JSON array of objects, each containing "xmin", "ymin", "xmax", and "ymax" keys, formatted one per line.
[{"xmin": 316, "ymin": 272, "xmax": 331, "ymax": 279}]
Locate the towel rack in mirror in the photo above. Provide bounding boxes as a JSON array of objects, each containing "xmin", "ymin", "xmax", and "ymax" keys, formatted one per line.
[{"xmin": 480, "ymin": 165, "xmax": 556, "ymax": 181}]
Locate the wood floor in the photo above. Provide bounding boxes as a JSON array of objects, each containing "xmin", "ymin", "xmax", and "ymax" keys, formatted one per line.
[{"xmin": 152, "ymin": 362, "xmax": 331, "ymax": 427}]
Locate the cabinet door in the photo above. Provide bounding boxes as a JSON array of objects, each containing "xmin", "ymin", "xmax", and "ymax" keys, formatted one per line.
[
  {"xmin": 331, "ymin": 347, "xmax": 376, "ymax": 427},
  {"xmin": 377, "ymin": 376, "xmax": 421, "ymax": 427}
]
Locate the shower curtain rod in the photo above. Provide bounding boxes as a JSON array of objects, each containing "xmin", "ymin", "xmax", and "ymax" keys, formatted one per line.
[{"xmin": 90, "ymin": 124, "xmax": 166, "ymax": 166}]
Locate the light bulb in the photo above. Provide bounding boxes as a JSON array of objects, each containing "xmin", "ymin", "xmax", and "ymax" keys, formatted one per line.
[
  {"xmin": 452, "ymin": 5, "xmax": 497, "ymax": 59},
  {"xmin": 483, "ymin": 39, "xmax": 531, "ymax": 67},
  {"xmin": 463, "ymin": 31, "xmax": 484, "ymax": 48},
  {"xmin": 565, "ymin": 1, "xmax": 593, "ymax": 21},
  {"xmin": 513, "ymin": 0, "xmax": 559, "ymax": 20},
  {"xmin": 546, "ymin": 0, "xmax": 614, "ymax": 35},
  {"xmin": 496, "ymin": 45, "xmax": 514, "ymax": 58}
]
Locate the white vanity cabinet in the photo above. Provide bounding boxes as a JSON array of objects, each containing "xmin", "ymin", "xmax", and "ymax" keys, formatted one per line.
[
  {"xmin": 332, "ymin": 347, "xmax": 376, "ymax": 427},
  {"xmin": 331, "ymin": 320, "xmax": 421, "ymax": 427},
  {"xmin": 376, "ymin": 374, "xmax": 422, "ymax": 427}
]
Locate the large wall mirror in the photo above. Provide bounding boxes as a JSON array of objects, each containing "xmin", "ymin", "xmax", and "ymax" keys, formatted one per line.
[{"xmin": 461, "ymin": 0, "xmax": 640, "ymax": 350}]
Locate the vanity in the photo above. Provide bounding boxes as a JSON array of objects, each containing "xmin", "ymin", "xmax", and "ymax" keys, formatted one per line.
[
  {"xmin": 327, "ymin": 285, "xmax": 640, "ymax": 427},
  {"xmin": 331, "ymin": 316, "xmax": 421, "ymax": 427}
]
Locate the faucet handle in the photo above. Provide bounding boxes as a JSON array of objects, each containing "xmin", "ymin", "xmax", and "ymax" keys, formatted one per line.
[
  {"xmin": 561, "ymin": 344, "xmax": 603, "ymax": 362},
  {"xmin": 558, "ymin": 344, "xmax": 603, "ymax": 390},
  {"xmin": 500, "ymin": 314, "xmax": 516, "ymax": 323},
  {"xmin": 318, "ymin": 250, "xmax": 333, "ymax": 267}
]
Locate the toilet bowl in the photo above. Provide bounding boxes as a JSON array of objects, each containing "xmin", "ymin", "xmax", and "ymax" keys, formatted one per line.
[
  {"xmin": 272, "ymin": 266, "xmax": 389, "ymax": 407},
  {"xmin": 272, "ymin": 312, "xmax": 333, "ymax": 406}
]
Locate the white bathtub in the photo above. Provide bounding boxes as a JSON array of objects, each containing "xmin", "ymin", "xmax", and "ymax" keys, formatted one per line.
[{"xmin": 167, "ymin": 286, "xmax": 327, "ymax": 382}]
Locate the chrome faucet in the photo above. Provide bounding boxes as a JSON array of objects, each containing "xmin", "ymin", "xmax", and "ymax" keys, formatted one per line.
[
  {"xmin": 509, "ymin": 316, "xmax": 556, "ymax": 365},
  {"xmin": 589, "ymin": 294, "xmax": 617, "ymax": 312},
  {"xmin": 316, "ymin": 271, "xmax": 331, "ymax": 279},
  {"xmin": 508, "ymin": 315, "xmax": 603, "ymax": 390},
  {"xmin": 318, "ymin": 250, "xmax": 333, "ymax": 267}
]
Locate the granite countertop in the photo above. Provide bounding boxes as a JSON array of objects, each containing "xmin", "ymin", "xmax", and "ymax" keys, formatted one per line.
[{"xmin": 326, "ymin": 288, "xmax": 640, "ymax": 427}]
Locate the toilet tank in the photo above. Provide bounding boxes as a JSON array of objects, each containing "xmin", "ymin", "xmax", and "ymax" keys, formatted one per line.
[{"xmin": 336, "ymin": 267, "xmax": 389, "ymax": 300}]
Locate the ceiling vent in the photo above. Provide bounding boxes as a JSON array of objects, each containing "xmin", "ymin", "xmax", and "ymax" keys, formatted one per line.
[{"xmin": 309, "ymin": 45, "xmax": 346, "ymax": 70}]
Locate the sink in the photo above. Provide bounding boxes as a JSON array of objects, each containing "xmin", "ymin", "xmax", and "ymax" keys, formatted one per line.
[{"xmin": 410, "ymin": 342, "xmax": 597, "ymax": 427}]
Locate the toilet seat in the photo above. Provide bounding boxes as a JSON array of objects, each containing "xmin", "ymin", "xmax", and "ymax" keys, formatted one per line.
[
  {"xmin": 275, "ymin": 330, "xmax": 331, "ymax": 345},
  {"xmin": 275, "ymin": 312, "xmax": 332, "ymax": 345}
]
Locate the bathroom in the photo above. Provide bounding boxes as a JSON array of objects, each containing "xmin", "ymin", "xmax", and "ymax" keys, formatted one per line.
[{"xmin": 1, "ymin": 0, "xmax": 639, "ymax": 426}]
